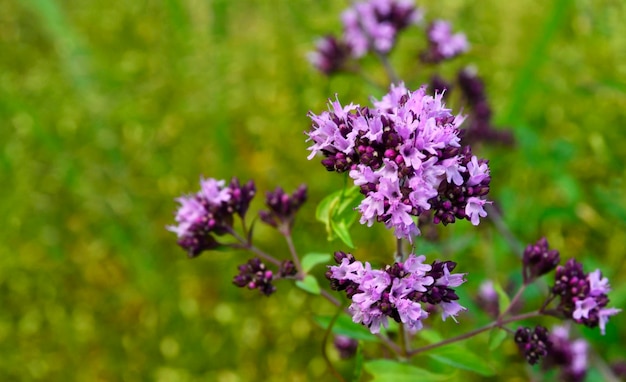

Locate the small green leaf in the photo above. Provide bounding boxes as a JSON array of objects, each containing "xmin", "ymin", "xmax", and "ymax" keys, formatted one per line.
[
  {"xmin": 352, "ymin": 342, "xmax": 363, "ymax": 382},
  {"xmin": 315, "ymin": 191, "xmax": 336, "ymax": 225},
  {"xmin": 301, "ymin": 252, "xmax": 331, "ymax": 273},
  {"xmin": 488, "ymin": 327, "xmax": 508, "ymax": 351},
  {"xmin": 314, "ymin": 315, "xmax": 377, "ymax": 342},
  {"xmin": 295, "ymin": 275, "xmax": 321, "ymax": 295},
  {"xmin": 364, "ymin": 359, "xmax": 452, "ymax": 382},
  {"xmin": 493, "ymin": 281, "xmax": 511, "ymax": 315},
  {"xmin": 426, "ymin": 345, "xmax": 495, "ymax": 376},
  {"xmin": 331, "ymin": 219, "xmax": 355, "ymax": 248},
  {"xmin": 315, "ymin": 186, "xmax": 361, "ymax": 245}
]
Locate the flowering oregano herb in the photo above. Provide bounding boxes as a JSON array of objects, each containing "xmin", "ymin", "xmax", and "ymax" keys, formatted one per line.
[{"xmin": 167, "ymin": 0, "xmax": 622, "ymax": 380}]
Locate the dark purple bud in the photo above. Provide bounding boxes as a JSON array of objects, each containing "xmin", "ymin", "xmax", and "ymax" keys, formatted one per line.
[
  {"xmin": 334, "ymin": 335, "xmax": 358, "ymax": 359},
  {"xmin": 523, "ymin": 237, "xmax": 560, "ymax": 283},
  {"xmin": 515, "ymin": 326, "xmax": 552, "ymax": 365}
]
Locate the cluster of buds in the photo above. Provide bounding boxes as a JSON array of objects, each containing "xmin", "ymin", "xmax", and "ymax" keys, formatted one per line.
[
  {"xmin": 522, "ymin": 237, "xmax": 560, "ymax": 284},
  {"xmin": 551, "ymin": 259, "xmax": 621, "ymax": 334},
  {"xmin": 514, "ymin": 325, "xmax": 551, "ymax": 365},
  {"xmin": 168, "ymin": 177, "xmax": 256, "ymax": 257},
  {"xmin": 309, "ymin": 0, "xmax": 422, "ymax": 75},
  {"xmin": 259, "ymin": 185, "xmax": 308, "ymax": 233},
  {"xmin": 232, "ymin": 258, "xmax": 298, "ymax": 296},
  {"xmin": 307, "ymin": 83, "xmax": 491, "ymax": 240},
  {"xmin": 326, "ymin": 251, "xmax": 466, "ymax": 334}
]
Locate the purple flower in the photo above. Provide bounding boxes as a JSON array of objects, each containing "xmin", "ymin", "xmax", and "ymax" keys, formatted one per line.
[
  {"xmin": 259, "ymin": 184, "xmax": 307, "ymax": 233},
  {"xmin": 307, "ymin": 83, "xmax": 491, "ymax": 240},
  {"xmin": 327, "ymin": 253, "xmax": 466, "ymax": 334},
  {"xmin": 552, "ymin": 259, "xmax": 621, "ymax": 334},
  {"xmin": 421, "ymin": 20, "xmax": 469, "ymax": 63},
  {"xmin": 465, "ymin": 196, "xmax": 490, "ymax": 225},
  {"xmin": 168, "ymin": 177, "xmax": 257, "ymax": 257},
  {"xmin": 514, "ymin": 325, "xmax": 552, "ymax": 365},
  {"xmin": 341, "ymin": 0, "xmax": 422, "ymax": 57},
  {"xmin": 334, "ymin": 335, "xmax": 359, "ymax": 359},
  {"xmin": 308, "ymin": 35, "xmax": 351, "ymax": 75},
  {"xmin": 544, "ymin": 325, "xmax": 588, "ymax": 382},
  {"xmin": 522, "ymin": 237, "xmax": 560, "ymax": 283}
]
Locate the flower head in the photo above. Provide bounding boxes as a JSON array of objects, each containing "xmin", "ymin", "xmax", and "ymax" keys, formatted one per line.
[
  {"xmin": 327, "ymin": 253, "xmax": 466, "ymax": 334},
  {"xmin": 522, "ymin": 237, "xmax": 560, "ymax": 283},
  {"xmin": 514, "ymin": 325, "xmax": 552, "ymax": 365},
  {"xmin": 552, "ymin": 259, "xmax": 621, "ymax": 334},
  {"xmin": 168, "ymin": 177, "xmax": 256, "ymax": 257},
  {"xmin": 259, "ymin": 184, "xmax": 307, "ymax": 233},
  {"xmin": 307, "ymin": 84, "xmax": 491, "ymax": 241},
  {"xmin": 342, "ymin": 0, "xmax": 422, "ymax": 57},
  {"xmin": 421, "ymin": 20, "xmax": 469, "ymax": 63}
]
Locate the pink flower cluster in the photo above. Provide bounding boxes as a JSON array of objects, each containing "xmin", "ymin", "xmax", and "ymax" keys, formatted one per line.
[
  {"xmin": 327, "ymin": 252, "xmax": 466, "ymax": 334},
  {"xmin": 307, "ymin": 83, "xmax": 491, "ymax": 240}
]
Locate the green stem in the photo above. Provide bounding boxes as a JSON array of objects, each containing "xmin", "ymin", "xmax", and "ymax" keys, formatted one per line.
[
  {"xmin": 499, "ymin": 284, "xmax": 527, "ymax": 320},
  {"xmin": 407, "ymin": 311, "xmax": 542, "ymax": 357},
  {"xmin": 283, "ymin": 231, "xmax": 304, "ymax": 279}
]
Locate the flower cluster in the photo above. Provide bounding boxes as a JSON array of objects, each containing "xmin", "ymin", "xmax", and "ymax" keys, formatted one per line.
[
  {"xmin": 259, "ymin": 185, "xmax": 308, "ymax": 233},
  {"xmin": 522, "ymin": 237, "xmax": 560, "ymax": 283},
  {"xmin": 552, "ymin": 259, "xmax": 621, "ymax": 334},
  {"xmin": 309, "ymin": 0, "xmax": 422, "ymax": 75},
  {"xmin": 232, "ymin": 258, "xmax": 297, "ymax": 296},
  {"xmin": 326, "ymin": 251, "xmax": 466, "ymax": 334},
  {"xmin": 544, "ymin": 325, "xmax": 588, "ymax": 382},
  {"xmin": 514, "ymin": 325, "xmax": 551, "ymax": 365},
  {"xmin": 420, "ymin": 20, "xmax": 469, "ymax": 63},
  {"xmin": 307, "ymin": 83, "xmax": 491, "ymax": 240},
  {"xmin": 168, "ymin": 177, "xmax": 256, "ymax": 257}
]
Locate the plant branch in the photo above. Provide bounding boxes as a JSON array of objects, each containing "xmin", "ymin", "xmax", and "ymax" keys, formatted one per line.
[
  {"xmin": 407, "ymin": 311, "xmax": 542, "ymax": 357},
  {"xmin": 283, "ymin": 231, "xmax": 304, "ymax": 279}
]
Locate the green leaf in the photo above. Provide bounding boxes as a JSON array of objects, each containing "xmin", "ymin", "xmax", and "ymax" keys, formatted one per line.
[
  {"xmin": 426, "ymin": 345, "xmax": 495, "ymax": 376},
  {"xmin": 493, "ymin": 281, "xmax": 511, "ymax": 315},
  {"xmin": 352, "ymin": 342, "xmax": 363, "ymax": 382},
  {"xmin": 295, "ymin": 275, "xmax": 321, "ymax": 295},
  {"xmin": 488, "ymin": 327, "xmax": 508, "ymax": 351},
  {"xmin": 315, "ymin": 191, "xmax": 337, "ymax": 225},
  {"xmin": 314, "ymin": 314, "xmax": 377, "ymax": 342},
  {"xmin": 364, "ymin": 359, "xmax": 452, "ymax": 382},
  {"xmin": 315, "ymin": 186, "xmax": 361, "ymax": 245},
  {"xmin": 330, "ymin": 219, "xmax": 355, "ymax": 248},
  {"xmin": 300, "ymin": 252, "xmax": 331, "ymax": 273}
]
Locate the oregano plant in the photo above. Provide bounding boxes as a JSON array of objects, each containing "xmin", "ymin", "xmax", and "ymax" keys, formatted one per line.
[{"xmin": 168, "ymin": 1, "xmax": 621, "ymax": 380}]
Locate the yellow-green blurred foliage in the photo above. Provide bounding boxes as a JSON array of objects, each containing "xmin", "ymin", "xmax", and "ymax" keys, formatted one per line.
[{"xmin": 1, "ymin": 0, "xmax": 625, "ymax": 381}]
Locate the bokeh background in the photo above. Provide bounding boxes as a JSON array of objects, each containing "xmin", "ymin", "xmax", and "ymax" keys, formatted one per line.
[{"xmin": 1, "ymin": 0, "xmax": 625, "ymax": 380}]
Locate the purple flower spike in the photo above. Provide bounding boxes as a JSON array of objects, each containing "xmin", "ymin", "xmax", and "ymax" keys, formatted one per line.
[
  {"xmin": 421, "ymin": 20, "xmax": 469, "ymax": 63},
  {"xmin": 307, "ymin": 84, "xmax": 491, "ymax": 240},
  {"xmin": 341, "ymin": 0, "xmax": 422, "ymax": 58},
  {"xmin": 514, "ymin": 325, "xmax": 552, "ymax": 365},
  {"xmin": 308, "ymin": 35, "xmax": 351, "ymax": 75},
  {"xmin": 334, "ymin": 335, "xmax": 359, "ymax": 359},
  {"xmin": 552, "ymin": 259, "xmax": 621, "ymax": 334},
  {"xmin": 544, "ymin": 325, "xmax": 588, "ymax": 381},
  {"xmin": 259, "ymin": 184, "xmax": 308, "ymax": 233},
  {"xmin": 168, "ymin": 177, "xmax": 257, "ymax": 257},
  {"xmin": 233, "ymin": 258, "xmax": 276, "ymax": 296},
  {"xmin": 522, "ymin": 237, "xmax": 560, "ymax": 283},
  {"xmin": 327, "ymin": 253, "xmax": 466, "ymax": 334}
]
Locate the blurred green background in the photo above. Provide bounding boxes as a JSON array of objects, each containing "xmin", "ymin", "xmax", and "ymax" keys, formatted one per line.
[{"xmin": 1, "ymin": 0, "xmax": 625, "ymax": 380}]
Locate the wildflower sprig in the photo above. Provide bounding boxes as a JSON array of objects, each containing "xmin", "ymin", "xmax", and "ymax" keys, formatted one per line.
[{"xmin": 167, "ymin": 0, "xmax": 621, "ymax": 380}]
